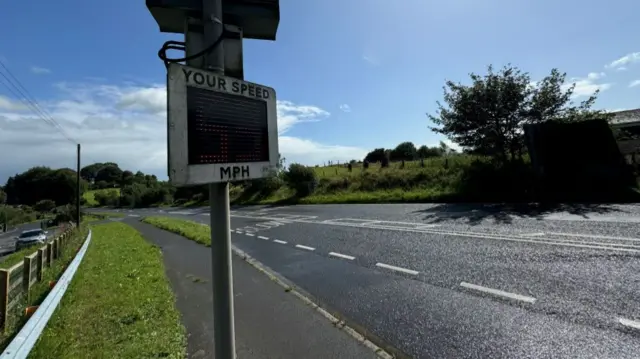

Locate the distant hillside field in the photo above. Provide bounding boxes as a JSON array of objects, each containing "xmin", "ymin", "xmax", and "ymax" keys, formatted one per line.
[{"xmin": 83, "ymin": 188, "xmax": 120, "ymax": 207}]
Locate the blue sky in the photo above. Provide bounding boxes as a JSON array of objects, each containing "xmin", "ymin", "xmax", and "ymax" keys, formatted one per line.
[{"xmin": 1, "ymin": 0, "xmax": 640, "ymax": 181}]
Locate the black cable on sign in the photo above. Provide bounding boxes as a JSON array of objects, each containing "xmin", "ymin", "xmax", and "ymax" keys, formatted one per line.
[{"xmin": 157, "ymin": 30, "xmax": 229, "ymax": 68}]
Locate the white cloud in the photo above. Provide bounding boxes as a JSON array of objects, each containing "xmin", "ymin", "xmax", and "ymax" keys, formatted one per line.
[
  {"xmin": 586, "ymin": 72, "xmax": 605, "ymax": 80},
  {"xmin": 30, "ymin": 66, "xmax": 51, "ymax": 74},
  {"xmin": 605, "ymin": 52, "xmax": 640, "ymax": 69},
  {"xmin": 0, "ymin": 95, "xmax": 27, "ymax": 111},
  {"xmin": 616, "ymin": 67, "xmax": 627, "ymax": 72},
  {"xmin": 279, "ymin": 137, "xmax": 367, "ymax": 165},
  {"xmin": 0, "ymin": 81, "xmax": 362, "ymax": 181},
  {"xmin": 277, "ymin": 100, "xmax": 329, "ymax": 135},
  {"xmin": 563, "ymin": 74, "xmax": 612, "ymax": 98},
  {"xmin": 339, "ymin": 104, "xmax": 351, "ymax": 113},
  {"xmin": 362, "ymin": 55, "xmax": 380, "ymax": 66},
  {"xmin": 629, "ymin": 80, "xmax": 640, "ymax": 88},
  {"xmin": 116, "ymin": 86, "xmax": 166, "ymax": 113}
]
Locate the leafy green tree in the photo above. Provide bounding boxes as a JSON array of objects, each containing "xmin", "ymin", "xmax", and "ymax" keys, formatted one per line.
[
  {"xmin": 428, "ymin": 64, "xmax": 608, "ymax": 162},
  {"xmin": 95, "ymin": 164, "xmax": 123, "ymax": 185},
  {"xmin": 34, "ymin": 199, "xmax": 56, "ymax": 213},
  {"xmin": 390, "ymin": 142, "xmax": 417, "ymax": 161},
  {"xmin": 364, "ymin": 148, "xmax": 387, "ymax": 163}
]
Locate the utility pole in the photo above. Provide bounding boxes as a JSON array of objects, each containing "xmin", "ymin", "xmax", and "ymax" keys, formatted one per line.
[
  {"xmin": 198, "ymin": 1, "xmax": 236, "ymax": 358},
  {"xmin": 76, "ymin": 144, "xmax": 81, "ymax": 228}
]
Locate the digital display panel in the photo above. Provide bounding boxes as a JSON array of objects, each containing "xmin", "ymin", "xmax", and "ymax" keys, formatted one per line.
[{"xmin": 186, "ymin": 86, "xmax": 269, "ymax": 165}]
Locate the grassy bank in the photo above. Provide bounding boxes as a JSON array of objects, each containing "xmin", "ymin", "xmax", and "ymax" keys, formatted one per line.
[
  {"xmin": 142, "ymin": 216, "xmax": 210, "ymax": 246},
  {"xmin": 82, "ymin": 188, "xmax": 120, "ymax": 207},
  {"xmin": 29, "ymin": 222, "xmax": 186, "ymax": 359},
  {"xmin": 0, "ymin": 225, "xmax": 88, "ymax": 350}
]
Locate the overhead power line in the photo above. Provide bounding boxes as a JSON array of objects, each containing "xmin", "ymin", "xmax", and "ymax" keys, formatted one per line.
[{"xmin": 0, "ymin": 59, "xmax": 76, "ymax": 144}]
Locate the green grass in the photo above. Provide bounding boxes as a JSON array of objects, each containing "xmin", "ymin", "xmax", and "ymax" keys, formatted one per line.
[
  {"xmin": 83, "ymin": 188, "xmax": 121, "ymax": 207},
  {"xmin": 29, "ymin": 222, "xmax": 186, "ymax": 359},
  {"xmin": 142, "ymin": 216, "xmax": 211, "ymax": 246}
]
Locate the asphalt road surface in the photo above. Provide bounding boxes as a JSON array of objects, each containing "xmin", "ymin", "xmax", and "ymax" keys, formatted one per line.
[
  {"xmin": 0, "ymin": 221, "xmax": 46, "ymax": 257},
  {"xmin": 94, "ymin": 204, "xmax": 640, "ymax": 358}
]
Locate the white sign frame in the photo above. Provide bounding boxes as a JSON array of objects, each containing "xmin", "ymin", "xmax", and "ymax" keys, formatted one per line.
[{"xmin": 167, "ymin": 63, "xmax": 279, "ymax": 187}]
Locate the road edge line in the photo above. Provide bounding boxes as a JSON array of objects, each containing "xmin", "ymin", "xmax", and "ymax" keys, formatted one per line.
[{"xmin": 231, "ymin": 245, "xmax": 402, "ymax": 359}]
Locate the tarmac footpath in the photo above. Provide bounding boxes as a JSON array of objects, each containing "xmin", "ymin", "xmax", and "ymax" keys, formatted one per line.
[{"xmin": 126, "ymin": 219, "xmax": 380, "ymax": 359}]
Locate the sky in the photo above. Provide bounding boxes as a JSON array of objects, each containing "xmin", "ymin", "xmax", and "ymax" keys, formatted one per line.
[{"xmin": 1, "ymin": 0, "xmax": 640, "ymax": 183}]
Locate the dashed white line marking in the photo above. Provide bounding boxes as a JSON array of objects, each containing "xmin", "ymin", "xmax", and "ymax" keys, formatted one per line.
[
  {"xmin": 295, "ymin": 244, "xmax": 315, "ymax": 251},
  {"xmin": 246, "ymin": 233, "xmax": 255, "ymax": 237},
  {"xmin": 273, "ymin": 240, "xmax": 287, "ymax": 244},
  {"xmin": 258, "ymin": 236, "xmax": 269, "ymax": 240},
  {"xmin": 460, "ymin": 282, "xmax": 536, "ymax": 304},
  {"xmin": 618, "ymin": 317, "xmax": 640, "ymax": 330},
  {"xmin": 236, "ymin": 232, "xmax": 243, "ymax": 235},
  {"xmin": 329, "ymin": 252, "xmax": 355, "ymax": 260},
  {"xmin": 375, "ymin": 262, "xmax": 419, "ymax": 275},
  {"xmin": 236, "ymin": 228, "xmax": 243, "ymax": 232}
]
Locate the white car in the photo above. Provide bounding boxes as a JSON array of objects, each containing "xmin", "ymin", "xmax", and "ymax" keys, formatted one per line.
[{"xmin": 15, "ymin": 229, "xmax": 48, "ymax": 251}]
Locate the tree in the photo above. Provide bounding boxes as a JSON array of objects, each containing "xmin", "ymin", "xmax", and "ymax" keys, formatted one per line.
[
  {"xmin": 95, "ymin": 164, "xmax": 123, "ymax": 185},
  {"xmin": 390, "ymin": 142, "xmax": 417, "ymax": 161},
  {"xmin": 34, "ymin": 199, "xmax": 56, "ymax": 213},
  {"xmin": 428, "ymin": 64, "xmax": 608, "ymax": 162},
  {"xmin": 3, "ymin": 167, "xmax": 87, "ymax": 206},
  {"xmin": 364, "ymin": 148, "xmax": 387, "ymax": 163},
  {"xmin": 417, "ymin": 145, "xmax": 443, "ymax": 158}
]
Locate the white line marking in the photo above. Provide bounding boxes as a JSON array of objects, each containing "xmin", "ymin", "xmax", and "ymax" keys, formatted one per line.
[
  {"xmin": 619, "ymin": 317, "xmax": 640, "ymax": 330},
  {"xmin": 375, "ymin": 263, "xmax": 419, "ymax": 275},
  {"xmin": 246, "ymin": 233, "xmax": 255, "ymax": 237},
  {"xmin": 258, "ymin": 236, "xmax": 269, "ymax": 240},
  {"xmin": 545, "ymin": 232, "xmax": 640, "ymax": 242},
  {"xmin": 524, "ymin": 232, "xmax": 545, "ymax": 236},
  {"xmin": 329, "ymin": 252, "xmax": 355, "ymax": 260},
  {"xmin": 229, "ymin": 213, "xmax": 640, "ymax": 253},
  {"xmin": 460, "ymin": 282, "xmax": 536, "ymax": 304},
  {"xmin": 295, "ymin": 244, "xmax": 315, "ymax": 251},
  {"xmin": 236, "ymin": 228, "xmax": 243, "ymax": 232},
  {"xmin": 236, "ymin": 232, "xmax": 243, "ymax": 235},
  {"xmin": 273, "ymin": 240, "xmax": 287, "ymax": 244}
]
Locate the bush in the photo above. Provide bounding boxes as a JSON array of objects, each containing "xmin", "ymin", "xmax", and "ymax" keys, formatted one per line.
[
  {"xmin": 34, "ymin": 199, "xmax": 56, "ymax": 213},
  {"xmin": 94, "ymin": 190, "xmax": 120, "ymax": 207},
  {"xmin": 283, "ymin": 164, "xmax": 318, "ymax": 197}
]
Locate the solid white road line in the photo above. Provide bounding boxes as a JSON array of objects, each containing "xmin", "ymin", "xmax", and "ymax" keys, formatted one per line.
[
  {"xmin": 246, "ymin": 233, "xmax": 255, "ymax": 237},
  {"xmin": 545, "ymin": 232, "xmax": 640, "ymax": 242},
  {"xmin": 329, "ymin": 252, "xmax": 355, "ymax": 260},
  {"xmin": 460, "ymin": 282, "xmax": 537, "ymax": 304},
  {"xmin": 273, "ymin": 240, "xmax": 287, "ymax": 244},
  {"xmin": 524, "ymin": 232, "xmax": 545, "ymax": 236},
  {"xmin": 295, "ymin": 244, "xmax": 315, "ymax": 251},
  {"xmin": 618, "ymin": 317, "xmax": 640, "ymax": 330},
  {"xmin": 258, "ymin": 236, "xmax": 269, "ymax": 240},
  {"xmin": 375, "ymin": 262, "xmax": 419, "ymax": 275}
]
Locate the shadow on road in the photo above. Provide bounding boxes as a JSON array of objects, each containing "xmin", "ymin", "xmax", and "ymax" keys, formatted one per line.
[{"xmin": 412, "ymin": 203, "xmax": 629, "ymax": 225}]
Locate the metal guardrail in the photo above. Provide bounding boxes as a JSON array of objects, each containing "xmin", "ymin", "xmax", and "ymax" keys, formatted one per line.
[{"xmin": 0, "ymin": 229, "xmax": 92, "ymax": 359}]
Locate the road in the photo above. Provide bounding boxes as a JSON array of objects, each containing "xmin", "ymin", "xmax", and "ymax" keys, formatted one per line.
[
  {"xmin": 0, "ymin": 221, "xmax": 61, "ymax": 258},
  {"xmin": 94, "ymin": 204, "xmax": 640, "ymax": 358}
]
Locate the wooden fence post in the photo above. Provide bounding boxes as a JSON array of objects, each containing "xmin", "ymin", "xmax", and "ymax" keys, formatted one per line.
[
  {"xmin": 46, "ymin": 243, "xmax": 52, "ymax": 267},
  {"xmin": 23, "ymin": 256, "xmax": 32, "ymax": 302},
  {"xmin": 37, "ymin": 248, "xmax": 44, "ymax": 282},
  {"xmin": 0, "ymin": 270, "xmax": 8, "ymax": 333}
]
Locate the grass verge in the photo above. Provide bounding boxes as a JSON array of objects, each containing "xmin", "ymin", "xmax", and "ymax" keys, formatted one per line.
[
  {"xmin": 142, "ymin": 216, "xmax": 211, "ymax": 246},
  {"xmin": 28, "ymin": 222, "xmax": 186, "ymax": 359},
  {"xmin": 0, "ymin": 225, "xmax": 88, "ymax": 350}
]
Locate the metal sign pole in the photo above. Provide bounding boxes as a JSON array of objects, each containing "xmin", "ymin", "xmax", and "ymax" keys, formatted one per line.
[{"xmin": 202, "ymin": 0, "xmax": 236, "ymax": 358}]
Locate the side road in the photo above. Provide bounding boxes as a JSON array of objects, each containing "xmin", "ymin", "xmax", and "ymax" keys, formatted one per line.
[{"xmin": 126, "ymin": 219, "xmax": 378, "ymax": 359}]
